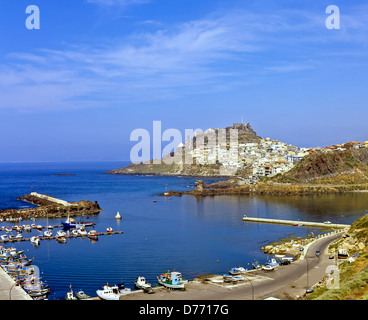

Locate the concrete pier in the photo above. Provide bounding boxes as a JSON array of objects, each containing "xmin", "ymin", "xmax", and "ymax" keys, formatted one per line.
[
  {"xmin": 0, "ymin": 268, "xmax": 32, "ymax": 300},
  {"xmin": 242, "ymin": 216, "xmax": 350, "ymax": 229},
  {"xmin": 29, "ymin": 192, "xmax": 73, "ymax": 206}
]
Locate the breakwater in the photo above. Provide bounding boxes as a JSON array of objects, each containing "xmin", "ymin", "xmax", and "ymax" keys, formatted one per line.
[{"xmin": 0, "ymin": 193, "xmax": 102, "ymax": 220}]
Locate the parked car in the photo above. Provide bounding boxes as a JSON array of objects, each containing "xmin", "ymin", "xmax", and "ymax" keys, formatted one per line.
[{"xmin": 279, "ymin": 260, "xmax": 291, "ymax": 266}]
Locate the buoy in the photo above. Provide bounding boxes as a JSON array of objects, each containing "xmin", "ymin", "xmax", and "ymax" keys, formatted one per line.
[
  {"xmin": 217, "ymin": 259, "xmax": 219, "ymax": 263},
  {"xmin": 153, "ymin": 200, "xmax": 156, "ymax": 203},
  {"xmin": 115, "ymin": 212, "xmax": 121, "ymax": 219}
]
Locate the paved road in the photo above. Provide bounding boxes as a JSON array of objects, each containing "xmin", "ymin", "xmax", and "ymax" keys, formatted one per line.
[
  {"xmin": 121, "ymin": 232, "xmax": 343, "ymax": 301},
  {"xmin": 0, "ymin": 268, "xmax": 32, "ymax": 300}
]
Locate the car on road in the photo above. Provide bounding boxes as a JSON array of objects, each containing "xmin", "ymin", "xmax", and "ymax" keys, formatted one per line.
[
  {"xmin": 279, "ymin": 260, "xmax": 291, "ymax": 266},
  {"xmin": 315, "ymin": 250, "xmax": 321, "ymax": 257}
]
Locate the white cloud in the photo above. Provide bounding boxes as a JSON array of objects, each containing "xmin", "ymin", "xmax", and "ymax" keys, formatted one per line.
[{"xmin": 2, "ymin": 5, "xmax": 368, "ymax": 112}]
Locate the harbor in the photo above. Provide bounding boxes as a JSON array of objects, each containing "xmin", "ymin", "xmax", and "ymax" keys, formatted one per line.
[{"xmin": 0, "ymin": 162, "xmax": 365, "ymax": 300}]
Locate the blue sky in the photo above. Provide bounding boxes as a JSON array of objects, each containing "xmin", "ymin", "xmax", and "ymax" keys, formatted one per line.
[{"xmin": 0, "ymin": 0, "xmax": 368, "ymax": 162}]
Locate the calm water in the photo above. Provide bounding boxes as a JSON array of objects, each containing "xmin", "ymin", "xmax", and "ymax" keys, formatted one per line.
[{"xmin": 0, "ymin": 162, "xmax": 367, "ymax": 299}]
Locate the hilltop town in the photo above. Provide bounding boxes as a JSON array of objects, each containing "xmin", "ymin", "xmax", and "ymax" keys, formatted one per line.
[{"xmin": 108, "ymin": 123, "xmax": 368, "ymax": 186}]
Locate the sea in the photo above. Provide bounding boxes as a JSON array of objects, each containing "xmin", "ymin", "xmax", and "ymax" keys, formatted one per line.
[{"xmin": 0, "ymin": 161, "xmax": 367, "ymax": 300}]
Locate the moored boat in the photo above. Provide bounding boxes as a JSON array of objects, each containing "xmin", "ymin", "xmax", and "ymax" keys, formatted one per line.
[
  {"xmin": 43, "ymin": 230, "xmax": 52, "ymax": 237},
  {"xmin": 30, "ymin": 236, "xmax": 40, "ymax": 245},
  {"xmin": 228, "ymin": 267, "xmax": 246, "ymax": 275},
  {"xmin": 75, "ymin": 290, "xmax": 91, "ymax": 300},
  {"xmin": 96, "ymin": 283, "xmax": 131, "ymax": 300},
  {"xmin": 87, "ymin": 230, "xmax": 98, "ymax": 239},
  {"xmin": 134, "ymin": 276, "xmax": 152, "ymax": 291},
  {"xmin": 65, "ymin": 285, "xmax": 77, "ymax": 300},
  {"xmin": 157, "ymin": 271, "xmax": 186, "ymax": 290}
]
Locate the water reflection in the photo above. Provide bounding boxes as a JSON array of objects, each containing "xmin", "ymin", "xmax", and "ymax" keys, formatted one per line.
[{"xmin": 190, "ymin": 193, "xmax": 368, "ymax": 225}]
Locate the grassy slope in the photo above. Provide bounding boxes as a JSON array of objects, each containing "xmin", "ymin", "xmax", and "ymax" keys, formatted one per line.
[
  {"xmin": 270, "ymin": 148, "xmax": 368, "ymax": 185},
  {"xmin": 308, "ymin": 214, "xmax": 368, "ymax": 300}
]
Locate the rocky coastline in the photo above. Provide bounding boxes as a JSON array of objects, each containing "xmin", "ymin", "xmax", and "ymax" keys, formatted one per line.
[{"xmin": 0, "ymin": 193, "xmax": 102, "ymax": 220}]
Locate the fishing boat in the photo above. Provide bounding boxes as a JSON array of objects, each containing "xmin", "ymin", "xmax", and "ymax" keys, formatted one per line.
[
  {"xmin": 228, "ymin": 267, "xmax": 247, "ymax": 275},
  {"xmin": 87, "ymin": 230, "xmax": 98, "ymax": 239},
  {"xmin": 267, "ymin": 258, "xmax": 279, "ymax": 266},
  {"xmin": 61, "ymin": 217, "xmax": 77, "ymax": 228},
  {"xmin": 96, "ymin": 283, "xmax": 131, "ymax": 300},
  {"xmin": 157, "ymin": 271, "xmax": 186, "ymax": 290},
  {"xmin": 65, "ymin": 285, "xmax": 77, "ymax": 300},
  {"xmin": 75, "ymin": 290, "xmax": 91, "ymax": 300},
  {"xmin": 115, "ymin": 211, "xmax": 121, "ymax": 219},
  {"xmin": 30, "ymin": 236, "xmax": 40, "ymax": 245},
  {"xmin": 134, "ymin": 276, "xmax": 152, "ymax": 290}
]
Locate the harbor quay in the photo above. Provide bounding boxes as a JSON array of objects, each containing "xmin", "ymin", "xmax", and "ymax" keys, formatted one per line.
[{"xmin": 0, "ymin": 267, "xmax": 32, "ymax": 300}]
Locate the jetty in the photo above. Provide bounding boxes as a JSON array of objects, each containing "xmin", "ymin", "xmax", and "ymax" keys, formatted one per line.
[
  {"xmin": 0, "ymin": 193, "xmax": 102, "ymax": 220},
  {"xmin": 242, "ymin": 216, "xmax": 350, "ymax": 229},
  {"xmin": 27, "ymin": 192, "xmax": 73, "ymax": 207},
  {"xmin": 0, "ymin": 230, "xmax": 124, "ymax": 244}
]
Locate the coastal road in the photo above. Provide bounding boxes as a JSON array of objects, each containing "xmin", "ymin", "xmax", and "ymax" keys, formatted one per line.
[{"xmin": 120, "ymin": 232, "xmax": 343, "ymax": 301}]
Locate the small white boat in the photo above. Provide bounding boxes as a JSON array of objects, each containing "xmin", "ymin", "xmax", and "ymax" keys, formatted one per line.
[
  {"xmin": 30, "ymin": 236, "xmax": 40, "ymax": 245},
  {"xmin": 43, "ymin": 230, "xmax": 52, "ymax": 237},
  {"xmin": 1, "ymin": 234, "xmax": 9, "ymax": 241},
  {"xmin": 96, "ymin": 284, "xmax": 130, "ymax": 300},
  {"xmin": 36, "ymin": 225, "xmax": 43, "ymax": 230},
  {"xmin": 23, "ymin": 225, "xmax": 31, "ymax": 232},
  {"xmin": 71, "ymin": 229, "xmax": 79, "ymax": 235},
  {"xmin": 262, "ymin": 264, "xmax": 274, "ymax": 271},
  {"xmin": 77, "ymin": 227, "xmax": 87, "ymax": 235},
  {"xmin": 106, "ymin": 227, "xmax": 113, "ymax": 233},
  {"xmin": 56, "ymin": 236, "xmax": 67, "ymax": 243},
  {"xmin": 16, "ymin": 233, "xmax": 23, "ymax": 240},
  {"xmin": 56, "ymin": 230, "xmax": 66, "ymax": 237},
  {"xmin": 5, "ymin": 227, "xmax": 12, "ymax": 233},
  {"xmin": 87, "ymin": 230, "xmax": 98, "ymax": 239},
  {"xmin": 134, "ymin": 276, "xmax": 152, "ymax": 290},
  {"xmin": 115, "ymin": 212, "xmax": 121, "ymax": 219}
]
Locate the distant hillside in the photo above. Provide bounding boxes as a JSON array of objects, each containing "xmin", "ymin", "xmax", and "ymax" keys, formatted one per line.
[
  {"xmin": 270, "ymin": 148, "xmax": 368, "ymax": 184},
  {"xmin": 107, "ymin": 123, "xmax": 261, "ymax": 176}
]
